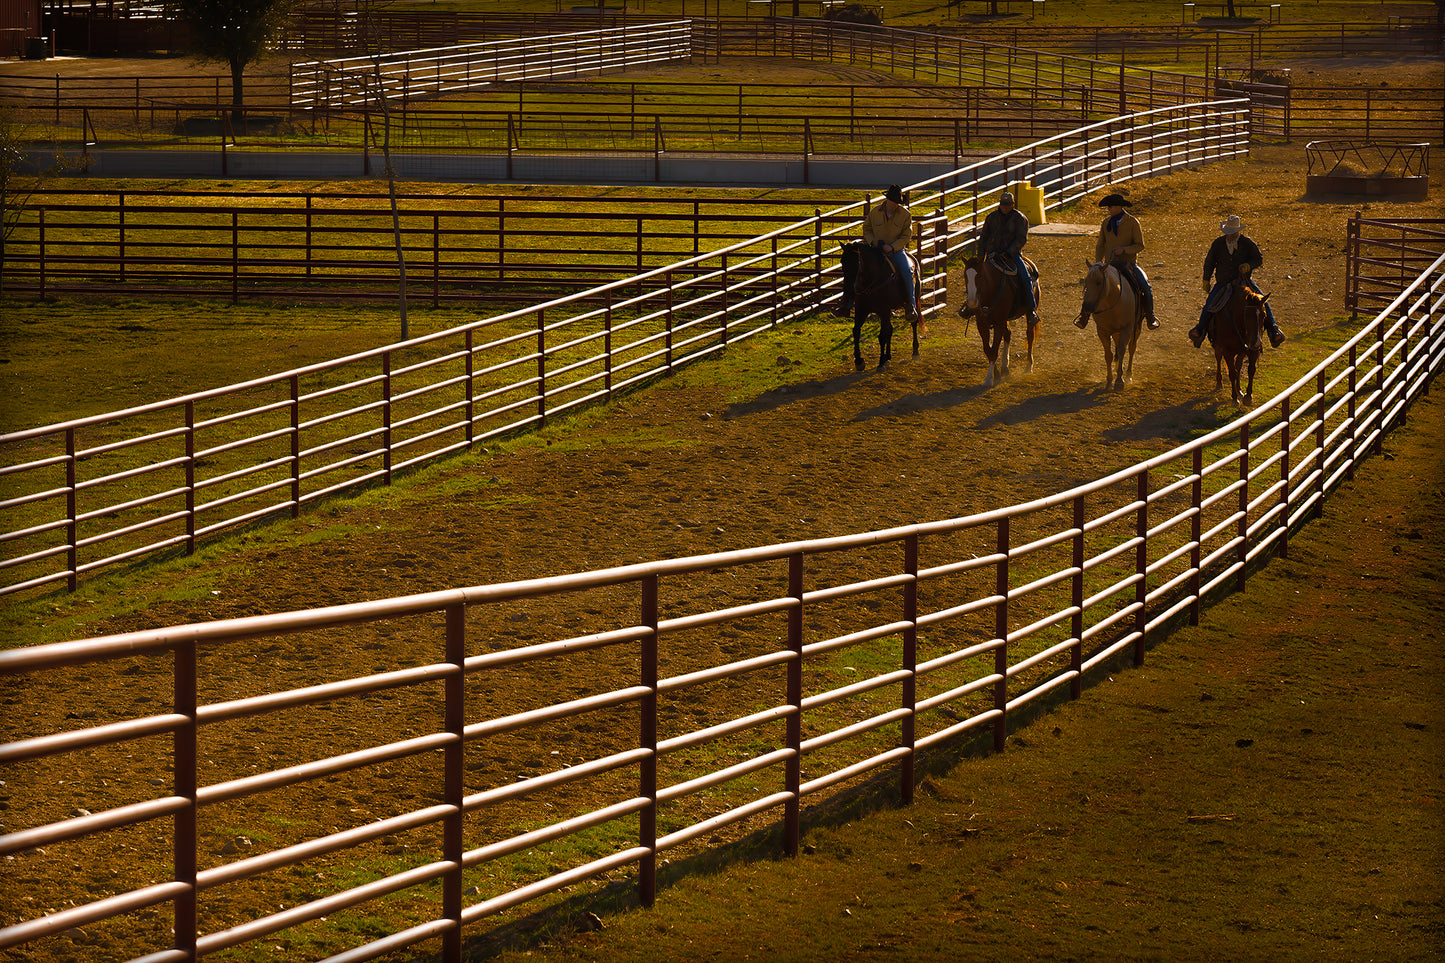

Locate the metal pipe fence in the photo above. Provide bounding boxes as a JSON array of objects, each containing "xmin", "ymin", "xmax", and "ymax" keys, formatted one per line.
[
  {"xmin": 1, "ymin": 235, "xmax": 1440, "ymax": 963},
  {"xmin": 1346, "ymin": 215, "xmax": 1445, "ymax": 316},
  {"xmin": 0, "ymin": 190, "xmax": 861, "ymax": 304},
  {"xmin": 0, "ymin": 101, "xmax": 1250, "ymax": 602}
]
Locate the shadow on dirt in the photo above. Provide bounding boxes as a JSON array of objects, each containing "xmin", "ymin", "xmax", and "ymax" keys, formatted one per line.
[
  {"xmin": 853, "ymin": 380, "xmax": 991, "ymax": 422},
  {"xmin": 975, "ymin": 388, "xmax": 1099, "ymax": 428},
  {"xmin": 723, "ymin": 367, "xmax": 875, "ymax": 418},
  {"xmin": 1101, "ymin": 395, "xmax": 1228, "ymax": 443}
]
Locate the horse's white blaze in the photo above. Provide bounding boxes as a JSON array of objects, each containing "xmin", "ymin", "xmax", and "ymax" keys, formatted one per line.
[{"xmin": 965, "ymin": 267, "xmax": 979, "ymax": 309}]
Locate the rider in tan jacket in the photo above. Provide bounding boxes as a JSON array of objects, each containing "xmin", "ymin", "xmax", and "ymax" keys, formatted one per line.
[
  {"xmin": 863, "ymin": 184, "xmax": 921, "ymax": 321},
  {"xmin": 1077, "ymin": 193, "xmax": 1158, "ymax": 331}
]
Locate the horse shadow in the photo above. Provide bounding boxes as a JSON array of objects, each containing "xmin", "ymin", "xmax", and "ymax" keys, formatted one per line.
[
  {"xmin": 975, "ymin": 388, "xmax": 1097, "ymax": 429},
  {"xmin": 852, "ymin": 383, "xmax": 990, "ymax": 423},
  {"xmin": 724, "ymin": 367, "xmax": 874, "ymax": 419},
  {"xmin": 1100, "ymin": 395, "xmax": 1229, "ymax": 443}
]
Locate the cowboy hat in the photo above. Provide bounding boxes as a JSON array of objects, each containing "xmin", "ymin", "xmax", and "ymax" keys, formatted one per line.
[
  {"xmin": 1099, "ymin": 193, "xmax": 1131, "ymax": 207},
  {"xmin": 884, "ymin": 184, "xmax": 904, "ymax": 203},
  {"xmin": 999, "ymin": 191, "xmax": 1015, "ymax": 206},
  {"xmin": 1219, "ymin": 214, "xmax": 1244, "ymax": 235}
]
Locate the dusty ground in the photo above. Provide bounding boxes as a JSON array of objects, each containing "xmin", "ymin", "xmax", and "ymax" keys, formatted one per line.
[{"xmin": 1, "ymin": 57, "xmax": 1442, "ymax": 962}]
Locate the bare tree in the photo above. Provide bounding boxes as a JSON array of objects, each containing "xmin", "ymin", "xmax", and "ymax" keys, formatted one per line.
[
  {"xmin": 169, "ymin": 0, "xmax": 299, "ymax": 126},
  {"xmin": 355, "ymin": 0, "xmax": 409, "ymax": 341}
]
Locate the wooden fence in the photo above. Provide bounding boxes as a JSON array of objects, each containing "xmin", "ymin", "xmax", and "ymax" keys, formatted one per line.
[{"xmin": 1, "ymin": 228, "xmax": 1440, "ymax": 963}]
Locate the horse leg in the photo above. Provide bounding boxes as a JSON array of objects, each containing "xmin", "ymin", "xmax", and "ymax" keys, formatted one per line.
[
  {"xmin": 980, "ymin": 316, "xmax": 999, "ymax": 388},
  {"xmin": 1244, "ymin": 348, "xmax": 1259, "ymax": 405},
  {"xmin": 1025, "ymin": 315, "xmax": 1038, "ymax": 374},
  {"xmin": 853, "ymin": 310, "xmax": 866, "ymax": 370},
  {"xmin": 1102, "ymin": 332, "xmax": 1116, "ymax": 390},
  {"xmin": 1228, "ymin": 354, "xmax": 1242, "ymax": 404},
  {"xmin": 1123, "ymin": 322, "xmax": 1139, "ymax": 385},
  {"xmin": 879, "ymin": 314, "xmax": 893, "ymax": 368},
  {"xmin": 911, "ymin": 317, "xmax": 921, "ymax": 358},
  {"xmin": 1000, "ymin": 325, "xmax": 1012, "ymax": 379}
]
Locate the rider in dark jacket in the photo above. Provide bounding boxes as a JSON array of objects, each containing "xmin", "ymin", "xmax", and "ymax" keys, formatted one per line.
[
  {"xmin": 1188, "ymin": 214, "xmax": 1286, "ymax": 349},
  {"xmin": 978, "ymin": 191, "xmax": 1037, "ymax": 324}
]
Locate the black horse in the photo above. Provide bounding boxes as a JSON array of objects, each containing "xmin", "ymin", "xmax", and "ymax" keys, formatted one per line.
[{"xmin": 837, "ymin": 241, "xmax": 923, "ymax": 370}]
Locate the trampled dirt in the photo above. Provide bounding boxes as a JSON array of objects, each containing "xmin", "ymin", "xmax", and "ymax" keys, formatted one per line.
[{"xmin": 2, "ymin": 60, "xmax": 1443, "ymax": 962}]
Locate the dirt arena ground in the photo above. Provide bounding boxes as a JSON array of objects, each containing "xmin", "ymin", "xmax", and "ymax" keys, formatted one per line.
[{"xmin": 1, "ymin": 56, "xmax": 1442, "ymax": 962}]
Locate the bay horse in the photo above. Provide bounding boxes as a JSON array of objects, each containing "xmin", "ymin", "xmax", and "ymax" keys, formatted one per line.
[
  {"xmin": 1079, "ymin": 259, "xmax": 1143, "ymax": 390},
  {"xmin": 838, "ymin": 241, "xmax": 923, "ymax": 370},
  {"xmin": 1208, "ymin": 279, "xmax": 1270, "ymax": 406},
  {"xmin": 957, "ymin": 253, "xmax": 1040, "ymax": 388}
]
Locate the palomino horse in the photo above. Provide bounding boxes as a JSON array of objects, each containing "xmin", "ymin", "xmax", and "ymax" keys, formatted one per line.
[
  {"xmin": 957, "ymin": 253, "xmax": 1040, "ymax": 387},
  {"xmin": 1079, "ymin": 259, "xmax": 1143, "ymax": 390},
  {"xmin": 838, "ymin": 241, "xmax": 923, "ymax": 370},
  {"xmin": 1208, "ymin": 280, "xmax": 1270, "ymax": 406}
]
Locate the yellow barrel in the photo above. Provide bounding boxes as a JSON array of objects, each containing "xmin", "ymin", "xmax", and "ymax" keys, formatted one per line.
[{"xmin": 1012, "ymin": 180, "xmax": 1047, "ymax": 226}]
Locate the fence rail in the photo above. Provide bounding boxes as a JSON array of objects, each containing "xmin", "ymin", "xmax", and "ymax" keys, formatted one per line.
[
  {"xmin": 2, "ymin": 229, "xmax": 1440, "ymax": 963},
  {"xmin": 0, "ymin": 101, "xmax": 1251, "ymax": 601}
]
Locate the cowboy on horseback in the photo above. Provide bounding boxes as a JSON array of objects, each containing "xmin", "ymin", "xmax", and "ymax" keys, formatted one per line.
[
  {"xmin": 1077, "ymin": 192, "xmax": 1158, "ymax": 332},
  {"xmin": 862, "ymin": 184, "xmax": 923, "ymax": 323},
  {"xmin": 1188, "ymin": 214, "xmax": 1287, "ymax": 350},
  {"xmin": 978, "ymin": 190, "xmax": 1039, "ymax": 330}
]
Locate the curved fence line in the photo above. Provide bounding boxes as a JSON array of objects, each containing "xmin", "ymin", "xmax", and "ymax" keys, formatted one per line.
[
  {"xmin": 1, "ymin": 244, "xmax": 1440, "ymax": 963},
  {"xmin": 0, "ymin": 99, "xmax": 1249, "ymax": 599}
]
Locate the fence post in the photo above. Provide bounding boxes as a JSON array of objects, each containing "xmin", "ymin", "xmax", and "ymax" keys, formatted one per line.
[
  {"xmin": 289, "ymin": 374, "xmax": 302, "ymax": 517},
  {"xmin": 65, "ymin": 426, "xmax": 76, "ymax": 592},
  {"xmin": 1070, "ymin": 494, "xmax": 1084, "ymax": 698},
  {"xmin": 1374, "ymin": 313, "xmax": 1386, "ymax": 454},
  {"xmin": 1237, "ymin": 421, "xmax": 1249, "ymax": 592},
  {"xmin": 118, "ymin": 192, "xmax": 126, "ymax": 284},
  {"xmin": 770, "ymin": 236, "xmax": 779, "ymax": 326},
  {"xmin": 38, "ymin": 207, "xmax": 45, "ymax": 300},
  {"xmin": 465, "ymin": 329, "xmax": 475, "ymax": 444},
  {"xmin": 231, "ymin": 211, "xmax": 239, "ymax": 304},
  {"xmin": 639, "ymin": 574, "xmax": 659, "ymax": 908},
  {"xmin": 536, "ymin": 308, "xmax": 546, "ymax": 425},
  {"xmin": 720, "ymin": 253, "xmax": 729, "ymax": 349},
  {"xmin": 442, "ymin": 604, "xmax": 466, "ymax": 963},
  {"xmin": 1134, "ymin": 470, "xmax": 1147, "ymax": 666},
  {"xmin": 814, "ymin": 210, "xmax": 823, "ymax": 303},
  {"xmin": 433, "ymin": 214, "xmax": 441, "ymax": 308},
  {"xmin": 185, "ymin": 400, "xmax": 196, "ymax": 551},
  {"xmin": 1346, "ymin": 344, "xmax": 1357, "ymax": 480},
  {"xmin": 1279, "ymin": 395, "xmax": 1291, "ymax": 559},
  {"xmin": 1346, "ymin": 212, "xmax": 1360, "ymax": 319},
  {"xmin": 901, "ymin": 533, "xmax": 918, "ymax": 805},
  {"xmin": 993, "ymin": 516, "xmax": 1009, "ymax": 753},
  {"xmin": 666, "ymin": 270, "xmax": 675, "ymax": 370},
  {"xmin": 173, "ymin": 640, "xmax": 199, "ymax": 963},
  {"xmin": 382, "ymin": 351, "xmax": 393, "ymax": 485},
  {"xmin": 785, "ymin": 551, "xmax": 803, "ymax": 856},
  {"xmin": 605, "ymin": 290, "xmax": 614, "ymax": 399},
  {"xmin": 1190, "ymin": 446, "xmax": 1202, "ymax": 625}
]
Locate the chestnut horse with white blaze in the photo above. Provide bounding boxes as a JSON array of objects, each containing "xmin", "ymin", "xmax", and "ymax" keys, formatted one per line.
[
  {"xmin": 957, "ymin": 254, "xmax": 1041, "ymax": 388},
  {"xmin": 1079, "ymin": 259, "xmax": 1143, "ymax": 390}
]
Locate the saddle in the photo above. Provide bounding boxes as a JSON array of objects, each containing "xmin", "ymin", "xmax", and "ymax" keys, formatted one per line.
[{"xmin": 1203, "ymin": 281, "xmax": 1235, "ymax": 317}]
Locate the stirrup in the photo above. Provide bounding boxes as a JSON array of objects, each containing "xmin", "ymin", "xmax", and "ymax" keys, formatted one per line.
[
  {"xmin": 1146, "ymin": 315, "xmax": 1160, "ymax": 331},
  {"xmin": 1188, "ymin": 328, "xmax": 1205, "ymax": 349},
  {"xmin": 1269, "ymin": 329, "xmax": 1286, "ymax": 348},
  {"xmin": 1073, "ymin": 316, "xmax": 1088, "ymax": 330}
]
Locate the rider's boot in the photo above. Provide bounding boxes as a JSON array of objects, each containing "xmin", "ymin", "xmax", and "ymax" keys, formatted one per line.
[
  {"xmin": 1074, "ymin": 310, "xmax": 1089, "ymax": 330},
  {"xmin": 1267, "ymin": 318, "xmax": 1287, "ymax": 348},
  {"xmin": 1188, "ymin": 323, "xmax": 1206, "ymax": 349},
  {"xmin": 1143, "ymin": 288, "xmax": 1160, "ymax": 330}
]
